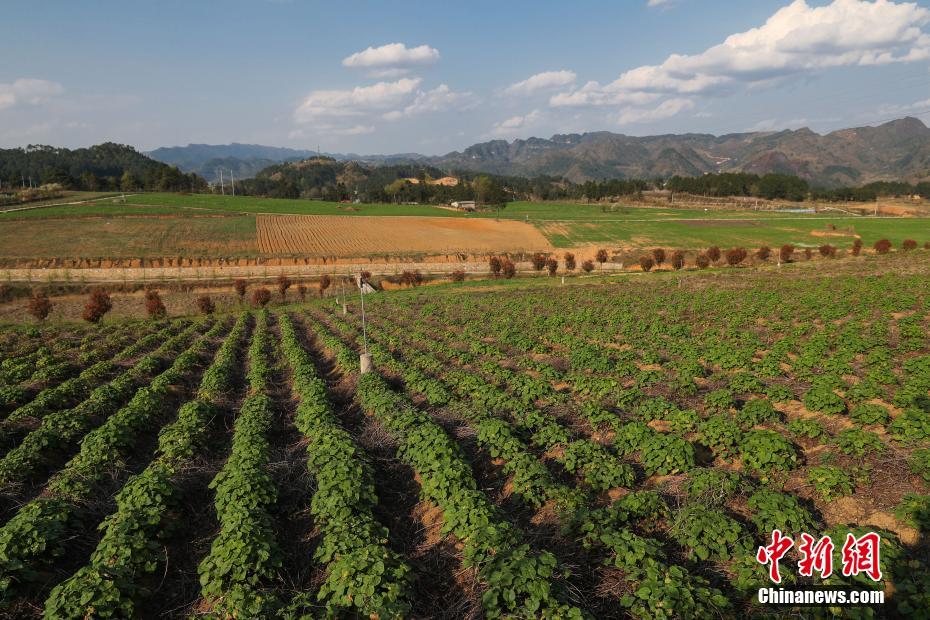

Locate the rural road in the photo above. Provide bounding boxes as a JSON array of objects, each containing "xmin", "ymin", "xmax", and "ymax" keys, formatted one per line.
[
  {"xmin": 0, "ymin": 194, "xmax": 136, "ymax": 214},
  {"xmin": 0, "ymin": 259, "xmax": 628, "ymax": 283}
]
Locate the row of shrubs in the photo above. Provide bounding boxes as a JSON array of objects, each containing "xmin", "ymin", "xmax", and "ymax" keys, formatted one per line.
[
  {"xmin": 502, "ymin": 237, "xmax": 927, "ymax": 276},
  {"xmin": 15, "ymin": 237, "xmax": 928, "ymax": 321},
  {"xmin": 20, "ymin": 273, "xmax": 339, "ymax": 323}
]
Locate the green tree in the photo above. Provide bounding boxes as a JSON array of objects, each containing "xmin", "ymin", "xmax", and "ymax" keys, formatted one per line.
[
  {"xmin": 119, "ymin": 171, "xmax": 136, "ymax": 191},
  {"xmin": 474, "ymin": 176, "xmax": 507, "ymax": 208}
]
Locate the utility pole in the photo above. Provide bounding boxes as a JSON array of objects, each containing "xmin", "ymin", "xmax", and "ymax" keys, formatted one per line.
[
  {"xmin": 219, "ymin": 169, "xmax": 225, "ymax": 196},
  {"xmin": 230, "ymin": 170, "xmax": 235, "ymax": 196}
]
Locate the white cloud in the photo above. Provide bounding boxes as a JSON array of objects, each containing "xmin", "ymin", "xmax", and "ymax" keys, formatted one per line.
[
  {"xmin": 487, "ymin": 109, "xmax": 544, "ymax": 137},
  {"xmin": 294, "ymin": 78, "xmax": 422, "ymax": 122},
  {"xmin": 647, "ymin": 0, "xmax": 677, "ymax": 7},
  {"xmin": 552, "ymin": 0, "xmax": 930, "ymax": 122},
  {"xmin": 613, "ymin": 0, "xmax": 930, "ymax": 96},
  {"xmin": 550, "ymin": 82, "xmax": 660, "ymax": 107},
  {"xmin": 383, "ymin": 84, "xmax": 477, "ymax": 120},
  {"xmin": 616, "ymin": 98, "xmax": 694, "ymax": 125},
  {"xmin": 0, "ymin": 78, "xmax": 63, "ymax": 110},
  {"xmin": 503, "ymin": 70, "xmax": 576, "ymax": 96},
  {"xmin": 342, "ymin": 43, "xmax": 440, "ymax": 70},
  {"xmin": 876, "ymin": 96, "xmax": 930, "ymax": 117},
  {"xmin": 288, "ymin": 124, "xmax": 375, "ymax": 140},
  {"xmin": 746, "ymin": 118, "xmax": 780, "ymax": 132},
  {"xmin": 332, "ymin": 124, "xmax": 376, "ymax": 135}
]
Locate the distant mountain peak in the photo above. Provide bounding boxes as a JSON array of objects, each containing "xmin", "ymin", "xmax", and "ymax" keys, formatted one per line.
[{"xmin": 149, "ymin": 117, "xmax": 930, "ymax": 187}]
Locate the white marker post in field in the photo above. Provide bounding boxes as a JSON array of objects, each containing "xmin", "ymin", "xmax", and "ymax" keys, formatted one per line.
[{"xmin": 357, "ymin": 273, "xmax": 373, "ymax": 374}]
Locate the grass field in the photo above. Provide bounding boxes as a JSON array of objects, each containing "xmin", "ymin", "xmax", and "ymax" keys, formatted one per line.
[
  {"xmin": 1, "ymin": 192, "xmax": 928, "ymax": 259},
  {"xmin": 0, "ymin": 191, "xmax": 121, "ymax": 214}
]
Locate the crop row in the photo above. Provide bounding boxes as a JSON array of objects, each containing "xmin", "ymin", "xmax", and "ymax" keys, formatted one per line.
[
  {"xmin": 196, "ymin": 310, "xmax": 282, "ymax": 616},
  {"xmin": 0, "ymin": 321, "xmax": 208, "ymax": 488},
  {"xmin": 0, "ymin": 318, "xmax": 229, "ymax": 602},
  {"xmin": 0, "ymin": 321, "xmax": 154, "ymax": 413},
  {"xmin": 42, "ymin": 312, "xmax": 250, "ymax": 618},
  {"xmin": 1, "ymin": 320, "xmax": 188, "ymax": 431},
  {"xmin": 323, "ymin": 311, "xmax": 633, "ymax": 494},
  {"xmin": 336, "ymin": 310, "xmax": 870, "ymax": 612},
  {"xmin": 320, "ymin": 311, "xmax": 738, "ymax": 618},
  {"xmin": 352, "ymin": 278, "xmax": 930, "ymax": 615},
  {"xmin": 307, "ymin": 316, "xmax": 586, "ymax": 619},
  {"xmin": 278, "ymin": 313, "xmax": 411, "ymax": 618}
]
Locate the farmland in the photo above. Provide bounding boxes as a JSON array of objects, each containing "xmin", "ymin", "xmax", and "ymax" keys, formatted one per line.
[
  {"xmin": 256, "ymin": 214, "xmax": 552, "ymax": 257},
  {"xmin": 1, "ymin": 193, "xmax": 927, "ymax": 266},
  {"xmin": 0, "ymin": 263, "xmax": 928, "ymax": 618}
]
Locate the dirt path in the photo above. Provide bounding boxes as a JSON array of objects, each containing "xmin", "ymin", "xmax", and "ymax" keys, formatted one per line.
[{"xmin": 0, "ymin": 194, "xmax": 135, "ymax": 214}]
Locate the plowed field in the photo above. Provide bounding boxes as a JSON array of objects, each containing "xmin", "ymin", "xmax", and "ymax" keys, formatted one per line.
[{"xmin": 257, "ymin": 214, "xmax": 553, "ymax": 256}]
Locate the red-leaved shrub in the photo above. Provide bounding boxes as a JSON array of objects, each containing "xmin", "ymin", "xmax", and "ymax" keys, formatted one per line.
[
  {"xmin": 252, "ymin": 287, "xmax": 272, "ymax": 308},
  {"xmin": 563, "ymin": 252, "xmax": 576, "ymax": 271},
  {"xmin": 902, "ymin": 239, "xmax": 917, "ymax": 251},
  {"xmin": 196, "ymin": 295, "xmax": 215, "ymax": 315},
  {"xmin": 639, "ymin": 256, "xmax": 654, "ymax": 272},
  {"xmin": 531, "ymin": 253, "xmax": 548, "ymax": 271},
  {"xmin": 83, "ymin": 290, "xmax": 112, "ymax": 323},
  {"xmin": 277, "ymin": 274, "xmax": 292, "ymax": 299},
  {"xmin": 581, "ymin": 260, "xmax": 594, "ymax": 273},
  {"xmin": 756, "ymin": 246, "xmax": 771, "ymax": 261},
  {"xmin": 27, "ymin": 290, "xmax": 52, "ymax": 321},
  {"xmin": 706, "ymin": 246, "xmax": 721, "ymax": 263},
  {"xmin": 451, "ymin": 270, "xmax": 466, "ymax": 282},
  {"xmin": 725, "ymin": 247, "xmax": 747, "ymax": 266},
  {"xmin": 779, "ymin": 244, "xmax": 794, "ymax": 263},
  {"xmin": 489, "ymin": 256, "xmax": 502, "ymax": 277},
  {"xmin": 502, "ymin": 258, "xmax": 516, "ymax": 279},
  {"xmin": 671, "ymin": 251, "xmax": 685, "ymax": 270},
  {"xmin": 652, "ymin": 248, "xmax": 666, "ymax": 265},
  {"xmin": 144, "ymin": 289, "xmax": 167, "ymax": 319},
  {"xmin": 874, "ymin": 239, "xmax": 891, "ymax": 254},
  {"xmin": 695, "ymin": 254, "xmax": 710, "ymax": 269}
]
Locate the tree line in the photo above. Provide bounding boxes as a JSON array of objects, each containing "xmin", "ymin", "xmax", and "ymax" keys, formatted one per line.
[
  {"xmin": 665, "ymin": 172, "xmax": 930, "ymax": 203},
  {"xmin": 0, "ymin": 143, "xmax": 206, "ymax": 193},
  {"xmin": 1, "ymin": 143, "xmax": 926, "ymax": 205},
  {"xmin": 236, "ymin": 158, "xmax": 509, "ymax": 207}
]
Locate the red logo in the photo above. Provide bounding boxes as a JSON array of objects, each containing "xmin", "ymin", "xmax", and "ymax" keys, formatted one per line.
[
  {"xmin": 756, "ymin": 529, "xmax": 794, "ymax": 584},
  {"xmin": 841, "ymin": 532, "xmax": 882, "ymax": 582},
  {"xmin": 756, "ymin": 530, "xmax": 883, "ymax": 584}
]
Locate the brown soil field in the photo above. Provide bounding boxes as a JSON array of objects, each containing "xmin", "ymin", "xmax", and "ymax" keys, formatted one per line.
[
  {"xmin": 0, "ymin": 216, "xmax": 257, "ymax": 259},
  {"xmin": 256, "ymin": 214, "xmax": 553, "ymax": 256}
]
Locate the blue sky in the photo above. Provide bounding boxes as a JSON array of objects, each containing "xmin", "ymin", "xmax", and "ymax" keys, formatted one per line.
[{"xmin": 2, "ymin": 0, "xmax": 930, "ymax": 154}]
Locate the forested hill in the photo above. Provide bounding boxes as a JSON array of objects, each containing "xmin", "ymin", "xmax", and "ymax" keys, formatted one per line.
[
  {"xmin": 0, "ymin": 143, "xmax": 206, "ymax": 192},
  {"xmin": 428, "ymin": 117, "xmax": 930, "ymax": 187},
  {"xmin": 147, "ymin": 143, "xmax": 320, "ymax": 182}
]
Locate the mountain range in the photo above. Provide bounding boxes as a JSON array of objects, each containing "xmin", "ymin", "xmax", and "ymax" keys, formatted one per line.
[{"xmin": 148, "ymin": 117, "xmax": 930, "ymax": 187}]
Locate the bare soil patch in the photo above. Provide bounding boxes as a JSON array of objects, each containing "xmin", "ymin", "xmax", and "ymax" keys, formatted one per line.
[{"xmin": 256, "ymin": 214, "xmax": 552, "ymax": 257}]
